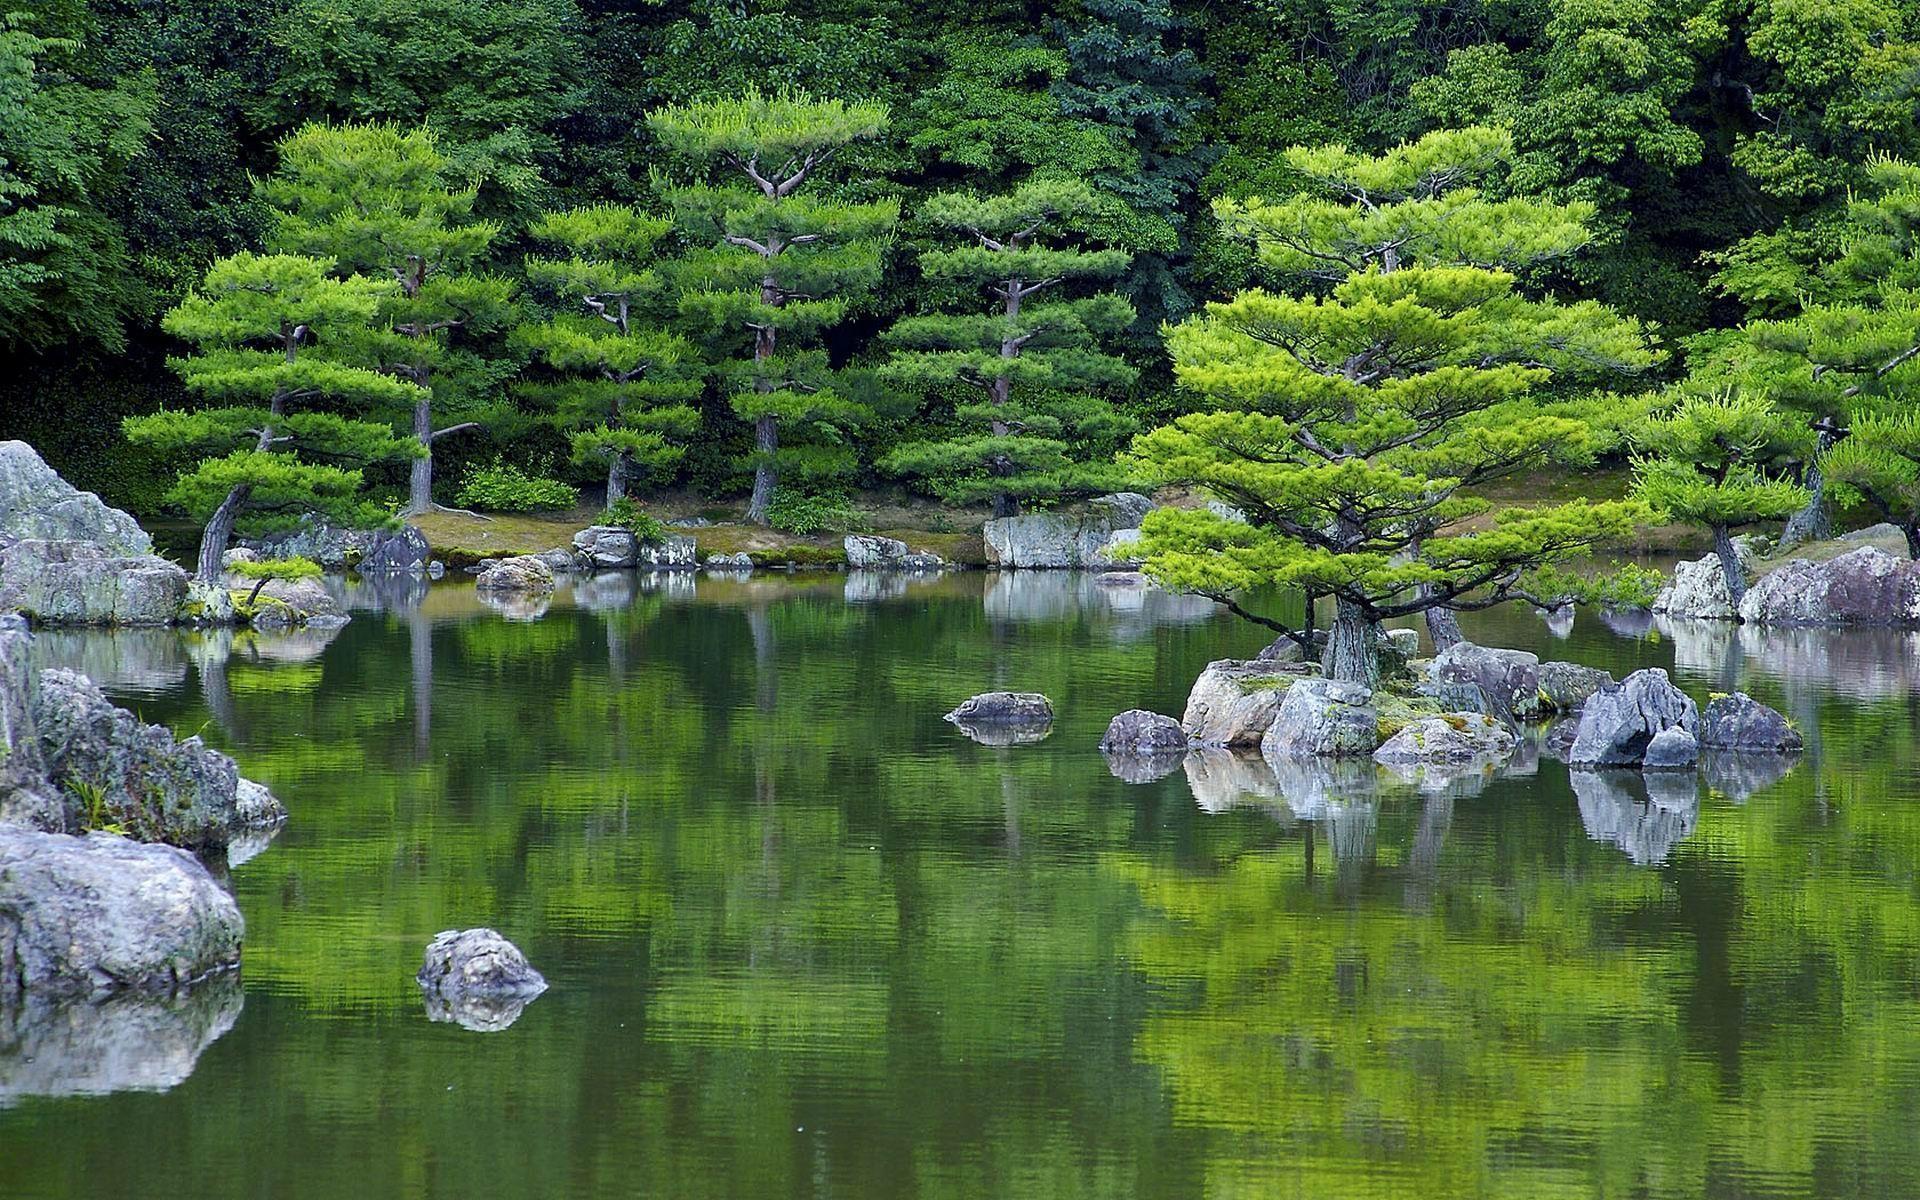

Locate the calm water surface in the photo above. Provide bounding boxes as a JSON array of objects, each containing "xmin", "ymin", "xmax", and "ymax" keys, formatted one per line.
[{"xmin": 4, "ymin": 570, "xmax": 1920, "ymax": 1199}]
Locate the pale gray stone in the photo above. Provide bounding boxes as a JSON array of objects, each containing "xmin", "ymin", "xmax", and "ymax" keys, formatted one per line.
[
  {"xmin": 0, "ymin": 442, "xmax": 150, "ymax": 555},
  {"xmin": 1261, "ymin": 678, "xmax": 1379, "ymax": 760}
]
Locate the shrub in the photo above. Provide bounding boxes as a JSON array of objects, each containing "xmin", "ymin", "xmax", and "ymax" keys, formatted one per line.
[
  {"xmin": 766, "ymin": 489, "xmax": 864, "ymax": 535},
  {"xmin": 455, "ymin": 457, "xmax": 579, "ymax": 512},
  {"xmin": 601, "ymin": 497, "xmax": 669, "ymax": 543}
]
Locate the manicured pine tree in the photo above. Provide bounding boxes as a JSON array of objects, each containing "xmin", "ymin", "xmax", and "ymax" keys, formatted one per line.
[
  {"xmin": 124, "ymin": 252, "xmax": 423, "ymax": 580},
  {"xmin": 880, "ymin": 179, "xmax": 1137, "ymax": 517},
  {"xmin": 261, "ymin": 122, "xmax": 515, "ymax": 515},
  {"xmin": 647, "ymin": 90, "xmax": 897, "ymax": 526},
  {"xmin": 1129, "ymin": 127, "xmax": 1657, "ymax": 684},
  {"xmin": 1632, "ymin": 390, "xmax": 1812, "ymax": 608},
  {"xmin": 1821, "ymin": 411, "xmax": 1920, "ymax": 558},
  {"xmin": 519, "ymin": 204, "xmax": 704, "ymax": 502}
]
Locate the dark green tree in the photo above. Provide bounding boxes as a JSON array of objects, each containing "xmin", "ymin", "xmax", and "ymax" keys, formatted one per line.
[
  {"xmin": 648, "ymin": 90, "xmax": 897, "ymax": 525},
  {"xmin": 880, "ymin": 178, "xmax": 1137, "ymax": 515},
  {"xmin": 124, "ymin": 252, "xmax": 422, "ymax": 579}
]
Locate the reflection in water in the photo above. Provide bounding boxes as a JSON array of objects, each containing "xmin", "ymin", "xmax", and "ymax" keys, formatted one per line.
[
  {"xmin": 5, "ymin": 571, "xmax": 1918, "ymax": 1200},
  {"xmin": 0, "ymin": 972, "xmax": 241, "ymax": 1105},
  {"xmin": 420, "ymin": 987, "xmax": 540, "ymax": 1034}
]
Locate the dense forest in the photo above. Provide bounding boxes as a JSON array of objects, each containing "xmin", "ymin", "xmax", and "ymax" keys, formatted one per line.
[{"xmin": 5, "ymin": 0, "xmax": 1919, "ymax": 612}]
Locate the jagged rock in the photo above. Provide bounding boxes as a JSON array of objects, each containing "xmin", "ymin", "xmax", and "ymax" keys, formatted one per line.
[
  {"xmin": 0, "ymin": 540, "xmax": 189, "ymax": 627},
  {"xmin": 357, "ymin": 524, "xmax": 432, "ymax": 573},
  {"xmin": 1182, "ymin": 659, "xmax": 1307, "ymax": 747},
  {"xmin": 1699, "ymin": 692, "xmax": 1803, "ymax": 752},
  {"xmin": 1373, "ymin": 713, "xmax": 1516, "ymax": 764},
  {"xmin": 945, "ymin": 692, "xmax": 1054, "ymax": 725},
  {"xmin": 705, "ymin": 552, "xmax": 754, "ymax": 569},
  {"xmin": 845, "ymin": 535, "xmax": 909, "ymax": 568},
  {"xmin": 1538, "ymin": 661, "xmax": 1613, "ymax": 712},
  {"xmin": 0, "ymin": 970, "xmax": 242, "ymax": 1103},
  {"xmin": 0, "ymin": 829, "xmax": 244, "ymax": 998},
  {"xmin": 0, "ymin": 441, "xmax": 151, "ymax": 555},
  {"xmin": 474, "ymin": 555, "xmax": 556, "ymax": 595},
  {"xmin": 1567, "ymin": 668, "xmax": 1698, "ymax": 767},
  {"xmin": 1261, "ymin": 678, "xmax": 1379, "ymax": 760},
  {"xmin": 1572, "ymin": 770, "xmax": 1699, "ymax": 865},
  {"xmin": 982, "ymin": 493, "xmax": 1154, "ymax": 568},
  {"xmin": 1642, "ymin": 726, "xmax": 1700, "ymax": 769},
  {"xmin": 1429, "ymin": 642, "xmax": 1544, "ymax": 720},
  {"xmin": 0, "ymin": 623, "xmax": 58, "ymax": 831},
  {"xmin": 220, "ymin": 548, "xmax": 258, "ymax": 570},
  {"xmin": 569, "ymin": 526, "xmax": 697, "ymax": 569},
  {"xmin": 1652, "ymin": 547, "xmax": 1753, "ymax": 621},
  {"xmin": 1099, "ymin": 709, "xmax": 1188, "ymax": 755},
  {"xmin": 239, "ymin": 521, "xmax": 380, "ymax": 570},
  {"xmin": 1738, "ymin": 547, "xmax": 1920, "ymax": 626},
  {"xmin": 417, "ymin": 929, "xmax": 546, "ymax": 1030}
]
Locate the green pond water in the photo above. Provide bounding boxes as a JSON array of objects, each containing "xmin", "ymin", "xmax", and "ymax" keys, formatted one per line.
[{"xmin": 3, "ymin": 570, "xmax": 1920, "ymax": 1199}]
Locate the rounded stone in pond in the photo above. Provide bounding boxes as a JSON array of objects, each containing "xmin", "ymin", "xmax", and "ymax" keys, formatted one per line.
[
  {"xmin": 417, "ymin": 928, "xmax": 548, "ymax": 998},
  {"xmin": 1099, "ymin": 709, "xmax": 1187, "ymax": 755}
]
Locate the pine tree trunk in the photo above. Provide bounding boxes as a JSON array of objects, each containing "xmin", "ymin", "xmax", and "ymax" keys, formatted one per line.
[
  {"xmin": 1905, "ymin": 522, "xmax": 1920, "ymax": 560},
  {"xmin": 607, "ymin": 453, "xmax": 629, "ymax": 505},
  {"xmin": 1713, "ymin": 523, "xmax": 1749, "ymax": 614},
  {"xmin": 1780, "ymin": 460, "xmax": 1829, "ymax": 549},
  {"xmin": 989, "ymin": 277, "xmax": 1023, "ymax": 519},
  {"xmin": 1321, "ymin": 598, "xmax": 1381, "ymax": 687},
  {"xmin": 747, "ymin": 415, "xmax": 778, "ymax": 526},
  {"xmin": 197, "ymin": 486, "xmax": 249, "ymax": 582},
  {"xmin": 1424, "ymin": 605, "xmax": 1464, "ymax": 651},
  {"xmin": 407, "ymin": 395, "xmax": 433, "ymax": 516}
]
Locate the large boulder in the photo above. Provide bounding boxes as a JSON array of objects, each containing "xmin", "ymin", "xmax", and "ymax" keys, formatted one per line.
[
  {"xmin": 1738, "ymin": 547, "xmax": 1920, "ymax": 626},
  {"xmin": 240, "ymin": 521, "xmax": 380, "ymax": 571},
  {"xmin": 232, "ymin": 574, "xmax": 346, "ymax": 631},
  {"xmin": 1429, "ymin": 642, "xmax": 1544, "ymax": 720},
  {"xmin": 1537, "ymin": 661, "xmax": 1614, "ymax": 712},
  {"xmin": 1261, "ymin": 678, "xmax": 1379, "ymax": 760},
  {"xmin": 0, "ymin": 441, "xmax": 151, "ymax": 555},
  {"xmin": 1182, "ymin": 659, "xmax": 1306, "ymax": 748},
  {"xmin": 1099, "ymin": 709, "xmax": 1188, "ymax": 755},
  {"xmin": 1641, "ymin": 726, "xmax": 1700, "ymax": 770},
  {"xmin": 475, "ymin": 555, "xmax": 556, "ymax": 595},
  {"xmin": 1653, "ymin": 546, "xmax": 1753, "ymax": 621},
  {"xmin": 0, "ymin": 829, "xmax": 244, "ymax": 999},
  {"xmin": 982, "ymin": 493, "xmax": 1154, "ymax": 568},
  {"xmin": 0, "ymin": 621, "xmax": 58, "ymax": 830},
  {"xmin": 1567, "ymin": 668, "xmax": 1698, "ymax": 768},
  {"xmin": 570, "ymin": 526, "xmax": 696, "ymax": 569},
  {"xmin": 1699, "ymin": 692, "xmax": 1802, "ymax": 753},
  {"xmin": 845, "ymin": 535, "xmax": 906, "ymax": 568},
  {"xmin": 1373, "ymin": 713, "xmax": 1516, "ymax": 764},
  {"xmin": 356, "ymin": 524, "xmax": 432, "ymax": 573},
  {"xmin": 0, "ymin": 540, "xmax": 189, "ymax": 627}
]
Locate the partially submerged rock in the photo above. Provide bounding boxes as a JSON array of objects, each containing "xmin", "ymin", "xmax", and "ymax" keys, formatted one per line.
[
  {"xmin": 1099, "ymin": 709, "xmax": 1188, "ymax": 755},
  {"xmin": 982, "ymin": 492, "xmax": 1153, "ymax": 568},
  {"xmin": 1538, "ymin": 661, "xmax": 1613, "ymax": 712},
  {"xmin": 474, "ymin": 555, "xmax": 556, "ymax": 596},
  {"xmin": 1261, "ymin": 678, "xmax": 1379, "ymax": 760},
  {"xmin": 571, "ymin": 526, "xmax": 696, "ymax": 570},
  {"xmin": 417, "ymin": 928, "xmax": 547, "ymax": 1032},
  {"xmin": 1373, "ymin": 713, "xmax": 1516, "ymax": 764},
  {"xmin": 1641, "ymin": 726, "xmax": 1700, "ymax": 770},
  {"xmin": 233, "ymin": 574, "xmax": 346, "ymax": 631},
  {"xmin": 945, "ymin": 692, "xmax": 1054, "ymax": 725},
  {"xmin": 1182, "ymin": 658, "xmax": 1307, "ymax": 748},
  {"xmin": 0, "ymin": 540, "xmax": 189, "ymax": 627},
  {"xmin": 1738, "ymin": 547, "xmax": 1920, "ymax": 626},
  {"xmin": 1567, "ymin": 668, "xmax": 1698, "ymax": 768},
  {"xmin": 241, "ymin": 521, "xmax": 418, "ymax": 572},
  {"xmin": 1698, "ymin": 692, "xmax": 1802, "ymax": 752},
  {"xmin": 0, "ymin": 829, "xmax": 244, "ymax": 999},
  {"xmin": 0, "ymin": 441, "xmax": 151, "ymax": 555}
]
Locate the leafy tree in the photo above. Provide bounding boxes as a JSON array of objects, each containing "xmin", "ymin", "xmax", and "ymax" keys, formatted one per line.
[
  {"xmin": 124, "ymin": 252, "xmax": 422, "ymax": 580},
  {"xmin": 262, "ymin": 122, "xmax": 515, "ymax": 515},
  {"xmin": 0, "ymin": 8, "xmax": 154, "ymax": 352},
  {"xmin": 520, "ymin": 204, "xmax": 704, "ymax": 502},
  {"xmin": 648, "ymin": 90, "xmax": 897, "ymax": 525},
  {"xmin": 1824, "ymin": 410, "xmax": 1920, "ymax": 558},
  {"xmin": 1130, "ymin": 127, "xmax": 1656, "ymax": 684},
  {"xmin": 880, "ymin": 179, "xmax": 1137, "ymax": 515},
  {"xmin": 1632, "ymin": 389, "xmax": 1812, "ymax": 607}
]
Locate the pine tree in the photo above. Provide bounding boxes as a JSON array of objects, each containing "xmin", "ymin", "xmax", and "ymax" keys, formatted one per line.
[
  {"xmin": 1823, "ymin": 411, "xmax": 1920, "ymax": 558},
  {"xmin": 519, "ymin": 204, "xmax": 704, "ymax": 502},
  {"xmin": 879, "ymin": 179, "xmax": 1137, "ymax": 516},
  {"xmin": 1632, "ymin": 390, "xmax": 1812, "ymax": 608},
  {"xmin": 261, "ymin": 122, "xmax": 516, "ymax": 515},
  {"xmin": 124, "ymin": 252, "xmax": 423, "ymax": 580},
  {"xmin": 647, "ymin": 90, "xmax": 897, "ymax": 525},
  {"xmin": 1129, "ymin": 127, "xmax": 1657, "ymax": 684}
]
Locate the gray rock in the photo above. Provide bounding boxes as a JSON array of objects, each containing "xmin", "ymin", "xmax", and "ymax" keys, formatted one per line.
[
  {"xmin": 1738, "ymin": 547, "xmax": 1920, "ymax": 626},
  {"xmin": 1429, "ymin": 642, "xmax": 1544, "ymax": 720},
  {"xmin": 0, "ymin": 442, "xmax": 151, "ymax": 555},
  {"xmin": 474, "ymin": 555, "xmax": 555, "ymax": 595},
  {"xmin": 416, "ymin": 929, "xmax": 546, "ymax": 1031},
  {"xmin": 1261, "ymin": 678, "xmax": 1379, "ymax": 760},
  {"xmin": 1205, "ymin": 500, "xmax": 1248, "ymax": 524},
  {"xmin": 0, "ymin": 540, "xmax": 189, "ymax": 627},
  {"xmin": 219, "ymin": 548, "xmax": 258, "ymax": 570},
  {"xmin": 982, "ymin": 492, "xmax": 1154, "ymax": 568},
  {"xmin": 945, "ymin": 692, "xmax": 1054, "ymax": 725},
  {"xmin": 1099, "ymin": 709, "xmax": 1188, "ymax": 755},
  {"xmin": 1372, "ymin": 713, "xmax": 1516, "ymax": 764},
  {"xmin": 533, "ymin": 547, "xmax": 576, "ymax": 572},
  {"xmin": 0, "ymin": 829, "xmax": 243, "ymax": 998},
  {"xmin": 0, "ymin": 971, "xmax": 242, "ymax": 1104},
  {"xmin": 1699, "ymin": 692, "xmax": 1803, "ymax": 752},
  {"xmin": 571, "ymin": 526, "xmax": 698, "ymax": 570},
  {"xmin": 180, "ymin": 578, "xmax": 235, "ymax": 627},
  {"xmin": 705, "ymin": 552, "xmax": 754, "ymax": 569},
  {"xmin": 239, "ymin": 521, "xmax": 381, "ymax": 571},
  {"xmin": 1182, "ymin": 659, "xmax": 1306, "ymax": 747},
  {"xmin": 1538, "ymin": 661, "xmax": 1613, "ymax": 712},
  {"xmin": 668, "ymin": 516, "xmax": 712, "ymax": 529},
  {"xmin": 233, "ymin": 574, "xmax": 346, "ymax": 631},
  {"xmin": 1641, "ymin": 726, "xmax": 1700, "ymax": 769},
  {"xmin": 356, "ymin": 525, "xmax": 432, "ymax": 573},
  {"xmin": 844, "ymin": 535, "xmax": 909, "ymax": 568},
  {"xmin": 1095, "ymin": 527, "xmax": 1144, "ymax": 569},
  {"xmin": 1653, "ymin": 547, "xmax": 1753, "ymax": 621},
  {"xmin": 1567, "ymin": 668, "xmax": 1698, "ymax": 767},
  {"xmin": 0, "ymin": 626, "xmax": 57, "ymax": 830}
]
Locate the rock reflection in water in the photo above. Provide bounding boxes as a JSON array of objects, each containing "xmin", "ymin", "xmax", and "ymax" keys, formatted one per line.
[
  {"xmin": 984, "ymin": 570, "xmax": 1216, "ymax": 635},
  {"xmin": 479, "ymin": 590, "xmax": 551, "ymax": 622},
  {"xmin": 948, "ymin": 717, "xmax": 1052, "ymax": 747},
  {"xmin": 0, "ymin": 971, "xmax": 241, "ymax": 1105},
  {"xmin": 571, "ymin": 572, "xmax": 636, "ymax": 611},
  {"xmin": 1699, "ymin": 750, "xmax": 1800, "ymax": 801},
  {"xmin": 1102, "ymin": 747, "xmax": 1186, "ymax": 783},
  {"xmin": 1376, "ymin": 754, "xmax": 1510, "ymax": 798},
  {"xmin": 1571, "ymin": 768, "xmax": 1701, "ymax": 865},
  {"xmin": 420, "ymin": 987, "xmax": 540, "ymax": 1034}
]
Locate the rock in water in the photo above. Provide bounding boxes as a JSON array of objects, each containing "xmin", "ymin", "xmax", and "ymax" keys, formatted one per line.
[
  {"xmin": 1641, "ymin": 726, "xmax": 1701, "ymax": 770},
  {"xmin": 474, "ymin": 555, "xmax": 556, "ymax": 595},
  {"xmin": 232, "ymin": 575, "xmax": 346, "ymax": 631},
  {"xmin": 1537, "ymin": 661, "xmax": 1614, "ymax": 712},
  {"xmin": 0, "ymin": 830, "xmax": 244, "ymax": 998},
  {"xmin": 945, "ymin": 692, "xmax": 1054, "ymax": 725},
  {"xmin": 0, "ymin": 441, "xmax": 151, "ymax": 555},
  {"xmin": 571, "ymin": 526, "xmax": 697, "ymax": 569},
  {"xmin": 0, "ymin": 540, "xmax": 189, "ymax": 627},
  {"xmin": 1373, "ymin": 713, "xmax": 1517, "ymax": 764},
  {"xmin": 1261, "ymin": 678, "xmax": 1379, "ymax": 760},
  {"xmin": 417, "ymin": 928, "xmax": 547, "ymax": 1032},
  {"xmin": 982, "ymin": 493, "xmax": 1153, "ymax": 568},
  {"xmin": 705, "ymin": 552, "xmax": 753, "ymax": 570},
  {"xmin": 1182, "ymin": 659, "xmax": 1307, "ymax": 748},
  {"xmin": 1738, "ymin": 547, "xmax": 1920, "ymax": 626},
  {"xmin": 1699, "ymin": 692, "xmax": 1803, "ymax": 752},
  {"xmin": 1429, "ymin": 642, "xmax": 1544, "ymax": 720},
  {"xmin": 1099, "ymin": 710, "xmax": 1187, "ymax": 754},
  {"xmin": 845, "ymin": 535, "xmax": 908, "ymax": 568},
  {"xmin": 1567, "ymin": 668, "xmax": 1698, "ymax": 767}
]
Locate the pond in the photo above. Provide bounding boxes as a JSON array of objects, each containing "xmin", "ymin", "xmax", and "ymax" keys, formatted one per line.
[{"xmin": 3, "ymin": 570, "xmax": 1919, "ymax": 1199}]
